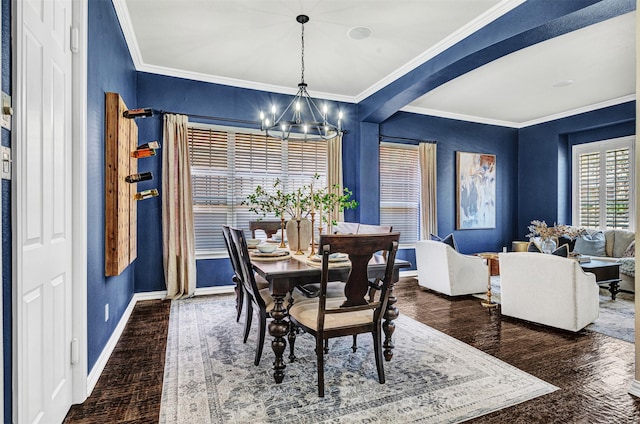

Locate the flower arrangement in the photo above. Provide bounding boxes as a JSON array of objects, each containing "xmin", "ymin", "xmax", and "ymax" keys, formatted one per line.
[
  {"xmin": 243, "ymin": 175, "xmax": 358, "ymax": 224},
  {"xmin": 526, "ymin": 220, "xmax": 585, "ymax": 240}
]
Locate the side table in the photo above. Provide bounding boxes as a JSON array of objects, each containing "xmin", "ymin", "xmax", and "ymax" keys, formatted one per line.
[
  {"xmin": 476, "ymin": 252, "xmax": 499, "ymax": 309},
  {"xmin": 580, "ymin": 260, "xmax": 621, "ymax": 300}
]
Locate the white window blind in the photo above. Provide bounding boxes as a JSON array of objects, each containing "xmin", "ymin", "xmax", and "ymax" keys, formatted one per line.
[
  {"xmin": 379, "ymin": 143, "xmax": 420, "ymax": 244},
  {"xmin": 188, "ymin": 123, "xmax": 327, "ymax": 255},
  {"xmin": 572, "ymin": 136, "xmax": 635, "ymax": 231}
]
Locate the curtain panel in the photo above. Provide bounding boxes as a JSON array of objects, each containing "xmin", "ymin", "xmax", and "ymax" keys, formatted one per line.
[
  {"xmin": 419, "ymin": 142, "xmax": 437, "ymax": 239},
  {"xmin": 162, "ymin": 114, "xmax": 197, "ymax": 298}
]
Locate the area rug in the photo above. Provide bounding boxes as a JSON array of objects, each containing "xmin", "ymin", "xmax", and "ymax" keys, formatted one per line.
[
  {"xmin": 159, "ymin": 295, "xmax": 557, "ymax": 423},
  {"xmin": 473, "ymin": 277, "xmax": 635, "ymax": 343}
]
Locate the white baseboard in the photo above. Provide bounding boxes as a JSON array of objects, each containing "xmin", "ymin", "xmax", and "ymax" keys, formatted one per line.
[
  {"xmin": 85, "ymin": 285, "xmax": 235, "ymax": 396},
  {"xmin": 86, "ymin": 295, "xmax": 137, "ymax": 396},
  {"xmin": 400, "ymin": 270, "xmax": 417, "ymax": 278},
  {"xmin": 629, "ymin": 379, "xmax": 640, "ymax": 397}
]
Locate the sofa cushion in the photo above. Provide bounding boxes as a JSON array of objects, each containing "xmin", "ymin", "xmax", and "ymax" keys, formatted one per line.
[
  {"xmin": 430, "ymin": 233, "xmax": 458, "ymax": 251},
  {"xmin": 557, "ymin": 235, "xmax": 577, "ymax": 252},
  {"xmin": 618, "ymin": 257, "xmax": 635, "ymax": 278},
  {"xmin": 574, "ymin": 231, "xmax": 606, "ymax": 257},
  {"xmin": 623, "ymin": 240, "xmax": 635, "ymax": 258},
  {"xmin": 608, "ymin": 229, "xmax": 635, "ymax": 258}
]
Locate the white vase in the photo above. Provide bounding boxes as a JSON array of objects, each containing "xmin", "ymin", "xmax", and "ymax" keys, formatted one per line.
[{"xmin": 286, "ymin": 218, "xmax": 312, "ymax": 252}]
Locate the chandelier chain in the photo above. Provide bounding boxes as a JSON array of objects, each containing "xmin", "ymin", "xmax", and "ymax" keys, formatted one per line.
[{"xmin": 300, "ymin": 20, "xmax": 305, "ymax": 84}]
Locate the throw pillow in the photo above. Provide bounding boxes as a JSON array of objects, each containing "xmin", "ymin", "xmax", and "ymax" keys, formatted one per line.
[
  {"xmin": 527, "ymin": 241, "xmax": 568, "ymax": 257},
  {"xmin": 573, "ymin": 231, "xmax": 606, "ymax": 257},
  {"xmin": 430, "ymin": 233, "xmax": 458, "ymax": 251},
  {"xmin": 623, "ymin": 240, "xmax": 635, "ymax": 258},
  {"xmin": 557, "ymin": 235, "xmax": 577, "ymax": 252}
]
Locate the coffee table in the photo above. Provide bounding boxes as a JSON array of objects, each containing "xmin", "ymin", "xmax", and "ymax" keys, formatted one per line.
[{"xmin": 580, "ymin": 260, "xmax": 621, "ymax": 300}]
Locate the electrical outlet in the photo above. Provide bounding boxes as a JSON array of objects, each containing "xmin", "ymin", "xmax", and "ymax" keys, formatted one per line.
[{"xmin": 105, "ymin": 304, "xmax": 109, "ymax": 322}]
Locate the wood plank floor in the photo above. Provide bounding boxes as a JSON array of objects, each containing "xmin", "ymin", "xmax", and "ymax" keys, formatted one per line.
[{"xmin": 65, "ymin": 277, "xmax": 640, "ymax": 423}]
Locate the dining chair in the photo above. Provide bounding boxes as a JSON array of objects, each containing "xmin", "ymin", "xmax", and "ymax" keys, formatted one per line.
[
  {"xmin": 249, "ymin": 220, "xmax": 282, "ymax": 239},
  {"xmin": 333, "ymin": 221, "xmax": 360, "ymax": 234},
  {"xmin": 222, "ymin": 225, "xmax": 245, "ymax": 322},
  {"xmin": 356, "ymin": 224, "xmax": 393, "ymax": 302},
  {"xmin": 229, "ymin": 227, "xmax": 305, "ymax": 365},
  {"xmin": 288, "ymin": 232, "xmax": 400, "ymax": 397}
]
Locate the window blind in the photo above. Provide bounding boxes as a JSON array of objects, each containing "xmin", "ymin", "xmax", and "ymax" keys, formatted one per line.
[
  {"xmin": 573, "ymin": 136, "xmax": 634, "ymax": 231},
  {"xmin": 188, "ymin": 124, "xmax": 327, "ymax": 255},
  {"xmin": 379, "ymin": 143, "xmax": 420, "ymax": 243}
]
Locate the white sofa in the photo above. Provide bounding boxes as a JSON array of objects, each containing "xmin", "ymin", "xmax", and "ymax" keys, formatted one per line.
[
  {"xmin": 573, "ymin": 229, "xmax": 635, "ymax": 292},
  {"xmin": 499, "ymin": 252, "xmax": 599, "ymax": 332},
  {"xmin": 415, "ymin": 240, "xmax": 488, "ymax": 296}
]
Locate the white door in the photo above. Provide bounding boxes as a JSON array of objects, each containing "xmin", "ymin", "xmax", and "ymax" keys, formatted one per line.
[{"xmin": 14, "ymin": 0, "xmax": 74, "ymax": 422}]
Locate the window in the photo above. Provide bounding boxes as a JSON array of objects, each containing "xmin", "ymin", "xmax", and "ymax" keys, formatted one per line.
[
  {"xmin": 379, "ymin": 143, "xmax": 420, "ymax": 244},
  {"xmin": 572, "ymin": 136, "xmax": 635, "ymax": 230},
  {"xmin": 189, "ymin": 123, "xmax": 327, "ymax": 256}
]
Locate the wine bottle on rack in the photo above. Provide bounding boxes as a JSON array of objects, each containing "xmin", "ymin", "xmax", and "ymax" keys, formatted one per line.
[
  {"xmin": 125, "ymin": 171, "xmax": 153, "ymax": 183},
  {"xmin": 131, "ymin": 148, "xmax": 156, "ymax": 158},
  {"xmin": 123, "ymin": 108, "xmax": 153, "ymax": 119},
  {"xmin": 134, "ymin": 188, "xmax": 159, "ymax": 200},
  {"xmin": 137, "ymin": 141, "xmax": 160, "ymax": 150}
]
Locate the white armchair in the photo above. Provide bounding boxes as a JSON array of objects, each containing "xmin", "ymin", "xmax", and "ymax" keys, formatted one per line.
[
  {"xmin": 415, "ymin": 240, "xmax": 488, "ymax": 296},
  {"xmin": 498, "ymin": 252, "xmax": 599, "ymax": 332}
]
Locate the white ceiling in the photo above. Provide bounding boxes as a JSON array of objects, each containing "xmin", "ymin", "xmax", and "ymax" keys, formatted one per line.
[{"xmin": 116, "ymin": 0, "xmax": 636, "ymax": 128}]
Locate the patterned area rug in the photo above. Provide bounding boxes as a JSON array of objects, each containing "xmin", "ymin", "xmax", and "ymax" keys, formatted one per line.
[
  {"xmin": 160, "ymin": 295, "xmax": 557, "ymax": 423},
  {"xmin": 474, "ymin": 277, "xmax": 635, "ymax": 343}
]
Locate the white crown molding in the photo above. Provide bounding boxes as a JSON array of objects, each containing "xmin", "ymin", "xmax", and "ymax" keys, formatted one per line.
[
  {"xmin": 400, "ymin": 105, "xmax": 519, "ymax": 128},
  {"xmin": 401, "ymin": 94, "xmax": 637, "ymax": 129},
  {"xmin": 112, "ymin": 0, "xmax": 144, "ymax": 68},
  {"xmin": 137, "ymin": 63, "xmax": 357, "ymax": 104},
  {"xmin": 353, "ymin": 0, "xmax": 527, "ymax": 102},
  {"xmin": 518, "ymin": 94, "xmax": 637, "ymax": 128}
]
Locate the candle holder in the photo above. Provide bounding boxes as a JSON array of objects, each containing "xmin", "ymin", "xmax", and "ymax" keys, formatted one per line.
[
  {"xmin": 294, "ymin": 218, "xmax": 303, "ymax": 255},
  {"xmin": 308, "ymin": 211, "xmax": 316, "ymax": 257},
  {"xmin": 279, "ymin": 216, "xmax": 286, "ymax": 248}
]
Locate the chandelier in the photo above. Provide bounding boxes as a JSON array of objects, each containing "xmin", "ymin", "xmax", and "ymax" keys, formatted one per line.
[{"xmin": 260, "ymin": 15, "xmax": 343, "ymax": 142}]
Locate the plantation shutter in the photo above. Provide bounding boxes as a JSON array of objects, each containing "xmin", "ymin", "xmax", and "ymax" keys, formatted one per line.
[
  {"xmin": 379, "ymin": 143, "xmax": 420, "ymax": 243},
  {"xmin": 573, "ymin": 136, "xmax": 634, "ymax": 231},
  {"xmin": 188, "ymin": 123, "xmax": 327, "ymax": 255},
  {"xmin": 605, "ymin": 147, "xmax": 630, "ymax": 229},
  {"xmin": 577, "ymin": 151, "xmax": 601, "ymax": 229}
]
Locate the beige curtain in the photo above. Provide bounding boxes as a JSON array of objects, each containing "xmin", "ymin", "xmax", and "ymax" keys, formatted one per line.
[
  {"xmin": 327, "ymin": 134, "xmax": 344, "ymax": 231},
  {"xmin": 419, "ymin": 142, "xmax": 437, "ymax": 239},
  {"xmin": 162, "ymin": 114, "xmax": 196, "ymax": 299}
]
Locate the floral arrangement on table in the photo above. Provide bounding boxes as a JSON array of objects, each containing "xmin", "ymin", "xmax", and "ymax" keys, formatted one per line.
[
  {"xmin": 526, "ymin": 220, "xmax": 585, "ymax": 240},
  {"xmin": 243, "ymin": 175, "xmax": 358, "ymax": 248}
]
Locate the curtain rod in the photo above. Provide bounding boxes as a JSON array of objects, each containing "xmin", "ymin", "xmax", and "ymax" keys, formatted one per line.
[
  {"xmin": 379, "ymin": 134, "xmax": 436, "ymax": 144},
  {"xmin": 157, "ymin": 109, "xmax": 260, "ymax": 127}
]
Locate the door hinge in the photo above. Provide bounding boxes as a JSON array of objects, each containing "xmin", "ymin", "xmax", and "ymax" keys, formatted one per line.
[
  {"xmin": 71, "ymin": 338, "xmax": 79, "ymax": 365},
  {"xmin": 70, "ymin": 26, "xmax": 79, "ymax": 53}
]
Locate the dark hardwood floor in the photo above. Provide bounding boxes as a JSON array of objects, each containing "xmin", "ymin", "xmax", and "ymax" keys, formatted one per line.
[{"xmin": 65, "ymin": 277, "xmax": 640, "ymax": 423}]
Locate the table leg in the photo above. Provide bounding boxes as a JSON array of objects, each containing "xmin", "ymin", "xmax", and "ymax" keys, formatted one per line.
[
  {"xmin": 383, "ymin": 281, "xmax": 398, "ymax": 361},
  {"xmin": 268, "ymin": 294, "xmax": 288, "ymax": 383},
  {"xmin": 608, "ymin": 281, "xmax": 620, "ymax": 301}
]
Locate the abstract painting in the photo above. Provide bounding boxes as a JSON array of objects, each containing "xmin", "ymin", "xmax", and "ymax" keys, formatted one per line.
[{"xmin": 456, "ymin": 151, "xmax": 496, "ymax": 229}]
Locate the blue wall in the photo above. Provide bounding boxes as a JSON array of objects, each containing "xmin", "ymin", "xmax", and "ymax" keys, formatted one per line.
[
  {"xmin": 86, "ymin": 0, "xmax": 138, "ymax": 371},
  {"xmin": 517, "ymin": 101, "xmax": 636, "ymax": 239}
]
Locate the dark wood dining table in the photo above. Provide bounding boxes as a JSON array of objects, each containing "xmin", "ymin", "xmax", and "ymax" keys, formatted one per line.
[{"xmin": 252, "ymin": 253, "xmax": 411, "ymax": 384}]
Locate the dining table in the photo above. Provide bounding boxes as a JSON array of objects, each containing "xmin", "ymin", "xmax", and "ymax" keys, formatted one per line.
[{"xmin": 251, "ymin": 250, "xmax": 411, "ymax": 384}]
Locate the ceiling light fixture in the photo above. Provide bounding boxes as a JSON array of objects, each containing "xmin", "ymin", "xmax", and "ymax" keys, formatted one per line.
[{"xmin": 260, "ymin": 15, "xmax": 342, "ymax": 142}]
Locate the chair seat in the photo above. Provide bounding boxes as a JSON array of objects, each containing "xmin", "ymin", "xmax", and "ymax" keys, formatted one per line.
[
  {"xmin": 296, "ymin": 281, "xmax": 346, "ymax": 298},
  {"xmin": 258, "ymin": 287, "xmax": 310, "ymax": 314},
  {"xmin": 289, "ymin": 297, "xmax": 374, "ymax": 330},
  {"xmin": 255, "ymin": 273, "xmax": 269, "ymax": 289}
]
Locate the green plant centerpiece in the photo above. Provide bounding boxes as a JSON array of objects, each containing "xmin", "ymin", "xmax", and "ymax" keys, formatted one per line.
[{"xmin": 244, "ymin": 175, "xmax": 358, "ymax": 251}]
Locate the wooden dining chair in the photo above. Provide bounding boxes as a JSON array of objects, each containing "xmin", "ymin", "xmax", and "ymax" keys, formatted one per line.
[
  {"xmin": 288, "ymin": 232, "xmax": 400, "ymax": 397},
  {"xmin": 229, "ymin": 227, "xmax": 275, "ymax": 365},
  {"xmin": 356, "ymin": 224, "xmax": 393, "ymax": 302},
  {"xmin": 249, "ymin": 220, "xmax": 281, "ymax": 239},
  {"xmin": 222, "ymin": 225, "xmax": 245, "ymax": 322},
  {"xmin": 229, "ymin": 227, "xmax": 305, "ymax": 365}
]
